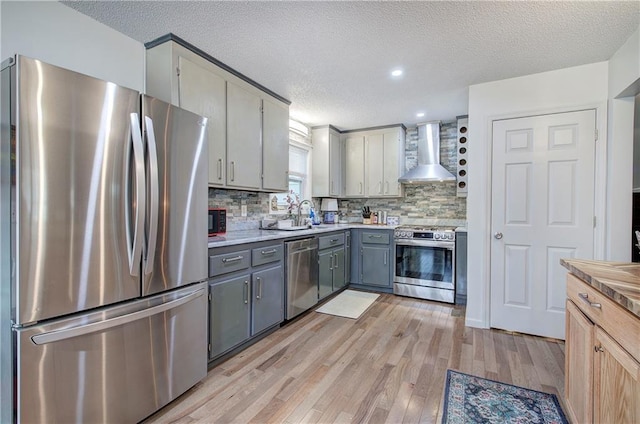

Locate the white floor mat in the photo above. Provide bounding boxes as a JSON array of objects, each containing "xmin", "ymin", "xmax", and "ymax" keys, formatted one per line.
[{"xmin": 315, "ymin": 290, "xmax": 380, "ymax": 319}]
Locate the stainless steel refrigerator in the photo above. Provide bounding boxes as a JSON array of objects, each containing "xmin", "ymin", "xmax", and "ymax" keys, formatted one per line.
[{"xmin": 0, "ymin": 55, "xmax": 209, "ymax": 423}]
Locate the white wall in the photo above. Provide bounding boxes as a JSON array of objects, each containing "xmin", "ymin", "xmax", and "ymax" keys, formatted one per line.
[
  {"xmin": 1, "ymin": 1, "xmax": 144, "ymax": 90},
  {"xmin": 607, "ymin": 26, "xmax": 640, "ymax": 261},
  {"xmin": 466, "ymin": 62, "xmax": 609, "ymax": 329}
]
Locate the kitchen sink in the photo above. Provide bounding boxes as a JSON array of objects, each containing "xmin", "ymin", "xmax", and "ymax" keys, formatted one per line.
[
  {"xmin": 274, "ymin": 225, "xmax": 312, "ymax": 231},
  {"xmin": 261, "ymin": 225, "xmax": 313, "ymax": 231}
]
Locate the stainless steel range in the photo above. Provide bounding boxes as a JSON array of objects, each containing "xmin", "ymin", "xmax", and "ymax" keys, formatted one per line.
[{"xmin": 394, "ymin": 226, "xmax": 456, "ymax": 303}]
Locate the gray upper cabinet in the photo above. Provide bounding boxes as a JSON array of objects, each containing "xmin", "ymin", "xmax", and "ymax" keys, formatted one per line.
[
  {"xmin": 312, "ymin": 126, "xmax": 343, "ymax": 197},
  {"xmin": 177, "ymin": 56, "xmax": 227, "ymax": 187},
  {"xmin": 145, "ymin": 38, "xmax": 290, "ymax": 193},
  {"xmin": 382, "ymin": 130, "xmax": 403, "ymax": 196},
  {"xmin": 227, "ymin": 81, "xmax": 262, "ymax": 190},
  {"xmin": 366, "ymin": 133, "xmax": 385, "ymax": 196},
  {"xmin": 262, "ymin": 98, "xmax": 290, "ymax": 192},
  {"xmin": 345, "ymin": 135, "xmax": 365, "ymax": 197},
  {"xmin": 344, "ymin": 126, "xmax": 405, "ymax": 198}
]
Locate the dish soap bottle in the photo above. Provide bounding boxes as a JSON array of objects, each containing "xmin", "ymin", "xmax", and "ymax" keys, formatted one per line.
[{"xmin": 311, "ymin": 208, "xmax": 321, "ymax": 225}]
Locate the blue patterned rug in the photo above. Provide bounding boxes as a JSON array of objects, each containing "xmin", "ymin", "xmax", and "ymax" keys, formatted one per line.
[{"xmin": 442, "ymin": 370, "xmax": 568, "ymax": 424}]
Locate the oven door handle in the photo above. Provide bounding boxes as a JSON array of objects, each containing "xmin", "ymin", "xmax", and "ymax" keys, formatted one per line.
[{"xmin": 394, "ymin": 239, "xmax": 455, "ymax": 250}]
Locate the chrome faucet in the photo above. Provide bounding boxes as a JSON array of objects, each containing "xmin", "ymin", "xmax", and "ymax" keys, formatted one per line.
[{"xmin": 296, "ymin": 199, "xmax": 314, "ymax": 226}]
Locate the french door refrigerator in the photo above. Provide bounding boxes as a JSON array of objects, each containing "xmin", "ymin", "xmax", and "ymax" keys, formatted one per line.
[{"xmin": 0, "ymin": 55, "xmax": 209, "ymax": 423}]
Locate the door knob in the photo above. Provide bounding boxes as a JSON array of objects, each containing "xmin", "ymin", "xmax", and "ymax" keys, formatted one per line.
[{"xmin": 494, "ymin": 232, "xmax": 503, "ymax": 239}]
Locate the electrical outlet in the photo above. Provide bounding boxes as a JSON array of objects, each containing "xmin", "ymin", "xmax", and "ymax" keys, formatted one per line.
[{"xmin": 241, "ymin": 205, "xmax": 247, "ymax": 217}]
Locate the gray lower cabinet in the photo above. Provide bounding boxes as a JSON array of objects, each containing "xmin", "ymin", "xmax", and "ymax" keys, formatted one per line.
[
  {"xmin": 361, "ymin": 246, "xmax": 390, "ymax": 287},
  {"xmin": 209, "ymin": 274, "xmax": 250, "ymax": 358},
  {"xmin": 350, "ymin": 229, "xmax": 393, "ymax": 291},
  {"xmin": 251, "ymin": 266, "xmax": 284, "ymax": 334},
  {"xmin": 208, "ymin": 241, "xmax": 284, "ymax": 360},
  {"xmin": 318, "ymin": 232, "xmax": 348, "ymax": 300},
  {"xmin": 318, "ymin": 249, "xmax": 334, "ymax": 299}
]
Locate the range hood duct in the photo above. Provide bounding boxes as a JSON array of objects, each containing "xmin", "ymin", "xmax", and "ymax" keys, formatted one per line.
[{"xmin": 399, "ymin": 121, "xmax": 456, "ymax": 183}]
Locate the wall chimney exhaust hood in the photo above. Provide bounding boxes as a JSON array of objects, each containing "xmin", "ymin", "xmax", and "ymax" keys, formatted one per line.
[{"xmin": 399, "ymin": 121, "xmax": 456, "ymax": 183}]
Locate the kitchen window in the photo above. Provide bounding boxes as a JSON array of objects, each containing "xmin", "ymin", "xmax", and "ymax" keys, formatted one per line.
[
  {"xmin": 270, "ymin": 120, "xmax": 312, "ymax": 214},
  {"xmin": 288, "ymin": 119, "xmax": 312, "ymax": 199},
  {"xmin": 289, "ymin": 144, "xmax": 308, "ymax": 198}
]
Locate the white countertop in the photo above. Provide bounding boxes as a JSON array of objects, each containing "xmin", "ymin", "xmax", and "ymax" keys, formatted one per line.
[{"xmin": 208, "ymin": 223, "xmax": 397, "ymax": 248}]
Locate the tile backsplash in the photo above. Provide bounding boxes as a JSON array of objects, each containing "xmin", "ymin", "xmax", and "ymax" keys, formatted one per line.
[{"xmin": 209, "ymin": 120, "xmax": 467, "ymax": 230}]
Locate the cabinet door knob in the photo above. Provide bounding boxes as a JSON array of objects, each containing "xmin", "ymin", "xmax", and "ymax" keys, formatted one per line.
[{"xmin": 494, "ymin": 232, "xmax": 503, "ymax": 240}]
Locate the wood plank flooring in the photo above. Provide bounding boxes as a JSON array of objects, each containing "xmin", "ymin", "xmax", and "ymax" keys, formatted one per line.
[{"xmin": 143, "ymin": 293, "xmax": 566, "ymax": 423}]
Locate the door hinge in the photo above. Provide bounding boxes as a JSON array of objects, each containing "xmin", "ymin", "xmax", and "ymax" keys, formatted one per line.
[
  {"xmin": 176, "ymin": 66, "xmax": 180, "ymax": 77},
  {"xmin": 595, "ymin": 129, "xmax": 598, "ymax": 141}
]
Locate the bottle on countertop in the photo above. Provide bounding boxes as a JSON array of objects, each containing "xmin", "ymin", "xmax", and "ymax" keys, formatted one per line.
[
  {"xmin": 310, "ymin": 208, "xmax": 321, "ymax": 225},
  {"xmin": 372, "ymin": 212, "xmax": 378, "ymax": 225}
]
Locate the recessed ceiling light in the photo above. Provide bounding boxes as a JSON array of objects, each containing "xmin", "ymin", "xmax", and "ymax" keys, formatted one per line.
[
  {"xmin": 391, "ymin": 69, "xmax": 403, "ymax": 77},
  {"xmin": 416, "ymin": 112, "xmax": 425, "ymax": 118}
]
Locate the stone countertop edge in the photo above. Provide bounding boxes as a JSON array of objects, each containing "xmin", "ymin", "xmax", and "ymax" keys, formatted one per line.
[
  {"xmin": 208, "ymin": 224, "xmax": 397, "ymax": 248},
  {"xmin": 560, "ymin": 258, "xmax": 640, "ymax": 319}
]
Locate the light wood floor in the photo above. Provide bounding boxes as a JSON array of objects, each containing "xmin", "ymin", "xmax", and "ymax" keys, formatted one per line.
[{"xmin": 144, "ymin": 293, "xmax": 566, "ymax": 423}]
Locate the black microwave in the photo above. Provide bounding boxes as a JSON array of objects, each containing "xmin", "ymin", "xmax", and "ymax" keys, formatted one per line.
[{"xmin": 209, "ymin": 208, "xmax": 226, "ymax": 236}]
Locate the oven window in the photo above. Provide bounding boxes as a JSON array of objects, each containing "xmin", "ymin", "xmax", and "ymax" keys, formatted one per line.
[{"xmin": 395, "ymin": 244, "xmax": 453, "ymax": 283}]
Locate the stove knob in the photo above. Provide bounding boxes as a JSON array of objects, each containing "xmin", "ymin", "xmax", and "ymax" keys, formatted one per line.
[
  {"xmin": 434, "ymin": 233, "xmax": 440, "ymax": 240},
  {"xmin": 449, "ymin": 233, "xmax": 454, "ymax": 240}
]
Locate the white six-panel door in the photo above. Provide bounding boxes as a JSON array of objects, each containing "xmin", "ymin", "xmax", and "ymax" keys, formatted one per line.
[{"xmin": 490, "ymin": 110, "xmax": 596, "ymax": 339}]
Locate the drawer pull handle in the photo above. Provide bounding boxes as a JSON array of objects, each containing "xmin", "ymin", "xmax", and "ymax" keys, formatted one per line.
[
  {"xmin": 222, "ymin": 255, "xmax": 243, "ymax": 264},
  {"xmin": 261, "ymin": 249, "xmax": 277, "ymax": 255},
  {"xmin": 578, "ymin": 293, "xmax": 602, "ymax": 309},
  {"xmin": 370, "ymin": 235, "xmax": 382, "ymax": 239},
  {"xmin": 330, "ymin": 239, "xmax": 339, "ymax": 243}
]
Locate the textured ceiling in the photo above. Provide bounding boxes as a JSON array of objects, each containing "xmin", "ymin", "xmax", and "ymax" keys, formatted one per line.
[{"xmin": 62, "ymin": 1, "xmax": 639, "ymax": 130}]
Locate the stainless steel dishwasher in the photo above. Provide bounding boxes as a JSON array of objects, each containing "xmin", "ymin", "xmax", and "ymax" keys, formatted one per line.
[{"xmin": 285, "ymin": 237, "xmax": 319, "ymax": 319}]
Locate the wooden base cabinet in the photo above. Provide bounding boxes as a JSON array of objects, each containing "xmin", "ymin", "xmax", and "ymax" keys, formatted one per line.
[
  {"xmin": 593, "ymin": 327, "xmax": 640, "ymax": 424},
  {"xmin": 565, "ymin": 273, "xmax": 640, "ymax": 424},
  {"xmin": 565, "ymin": 299, "xmax": 594, "ymax": 424}
]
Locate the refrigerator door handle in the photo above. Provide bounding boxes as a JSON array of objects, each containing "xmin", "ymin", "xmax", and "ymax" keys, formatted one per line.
[
  {"xmin": 129, "ymin": 113, "xmax": 146, "ymax": 277},
  {"xmin": 31, "ymin": 288, "xmax": 205, "ymax": 345},
  {"xmin": 144, "ymin": 116, "xmax": 160, "ymax": 276}
]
